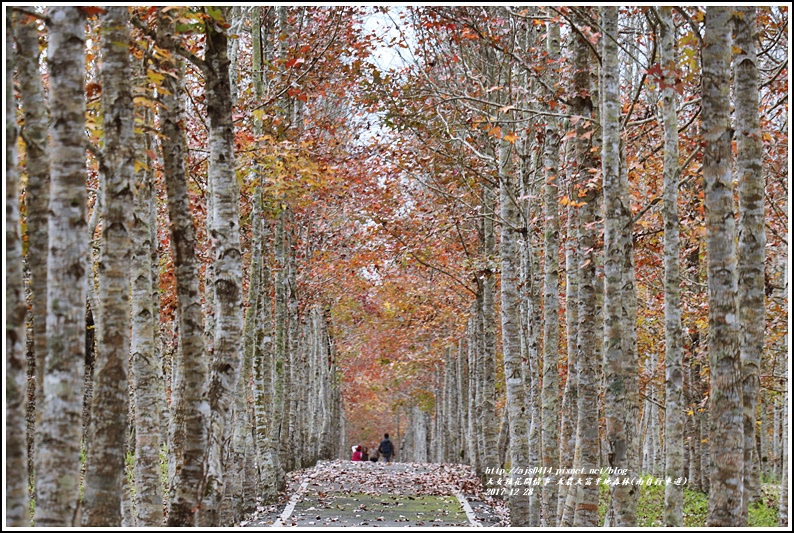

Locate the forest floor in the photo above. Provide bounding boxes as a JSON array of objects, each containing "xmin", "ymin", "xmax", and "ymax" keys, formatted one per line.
[{"xmin": 240, "ymin": 460, "xmax": 509, "ymax": 527}]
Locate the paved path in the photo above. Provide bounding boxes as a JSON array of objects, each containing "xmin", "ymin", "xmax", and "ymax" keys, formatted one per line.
[{"xmin": 242, "ymin": 460, "xmax": 507, "ymax": 527}]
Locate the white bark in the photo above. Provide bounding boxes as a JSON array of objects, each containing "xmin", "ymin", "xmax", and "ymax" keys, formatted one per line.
[
  {"xmin": 34, "ymin": 8, "xmax": 87, "ymax": 527},
  {"xmin": 734, "ymin": 6, "xmax": 765, "ymax": 519},
  {"xmin": 82, "ymin": 7, "xmax": 134, "ymax": 524},
  {"xmin": 703, "ymin": 6, "xmax": 744, "ymax": 526}
]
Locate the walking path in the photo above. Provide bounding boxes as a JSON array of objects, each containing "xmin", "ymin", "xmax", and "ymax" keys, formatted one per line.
[{"xmin": 241, "ymin": 460, "xmax": 508, "ymax": 527}]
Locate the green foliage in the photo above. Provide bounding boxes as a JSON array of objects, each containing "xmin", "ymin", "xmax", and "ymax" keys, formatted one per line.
[
  {"xmin": 636, "ymin": 481, "xmax": 665, "ymax": 526},
  {"xmin": 598, "ymin": 476, "xmax": 779, "ymax": 526},
  {"xmin": 160, "ymin": 443, "xmax": 169, "ymax": 492},
  {"xmin": 749, "ymin": 499, "xmax": 779, "ymax": 527},
  {"xmin": 749, "ymin": 483, "xmax": 782, "ymax": 527},
  {"xmin": 682, "ymin": 488, "xmax": 709, "ymax": 526}
]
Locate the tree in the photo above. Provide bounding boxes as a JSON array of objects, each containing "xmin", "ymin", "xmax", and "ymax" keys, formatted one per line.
[
  {"xmin": 6, "ymin": 8, "xmax": 29, "ymax": 526},
  {"xmin": 702, "ymin": 6, "xmax": 744, "ymax": 526},
  {"xmin": 569, "ymin": 19, "xmax": 601, "ymax": 528},
  {"xmin": 499, "ymin": 139, "xmax": 530, "ymax": 525},
  {"xmin": 199, "ymin": 6, "xmax": 245, "ymax": 525},
  {"xmin": 14, "ymin": 12, "xmax": 50, "ymax": 496},
  {"xmin": 658, "ymin": 5, "xmax": 684, "ymax": 526},
  {"xmin": 130, "ymin": 98, "xmax": 165, "ymax": 527},
  {"xmin": 541, "ymin": 15, "xmax": 561, "ymax": 526},
  {"xmin": 82, "ymin": 7, "xmax": 135, "ymax": 525},
  {"xmin": 601, "ymin": 6, "xmax": 639, "ymax": 526},
  {"xmin": 34, "ymin": 7, "xmax": 87, "ymax": 527},
  {"xmin": 734, "ymin": 6, "xmax": 765, "ymax": 519},
  {"xmin": 155, "ymin": 9, "xmax": 209, "ymax": 526}
]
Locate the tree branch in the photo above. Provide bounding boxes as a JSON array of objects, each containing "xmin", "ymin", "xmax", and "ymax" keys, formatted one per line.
[{"xmin": 130, "ymin": 14, "xmax": 206, "ymax": 73}]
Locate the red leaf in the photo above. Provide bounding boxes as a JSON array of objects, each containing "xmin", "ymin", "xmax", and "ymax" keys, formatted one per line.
[
  {"xmin": 80, "ymin": 7, "xmax": 106, "ymax": 17},
  {"xmin": 85, "ymin": 82, "xmax": 102, "ymax": 98},
  {"xmin": 285, "ymin": 57, "xmax": 305, "ymax": 69}
]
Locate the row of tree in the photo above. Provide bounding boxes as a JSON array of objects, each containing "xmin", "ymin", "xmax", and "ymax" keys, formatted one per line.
[
  {"xmin": 6, "ymin": 6, "xmax": 353, "ymax": 526},
  {"xmin": 366, "ymin": 5, "xmax": 788, "ymax": 528},
  {"xmin": 3, "ymin": 5, "xmax": 789, "ymax": 529}
]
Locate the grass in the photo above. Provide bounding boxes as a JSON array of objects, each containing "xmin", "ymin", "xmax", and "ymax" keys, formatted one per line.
[{"xmin": 598, "ymin": 475, "xmax": 780, "ymax": 526}]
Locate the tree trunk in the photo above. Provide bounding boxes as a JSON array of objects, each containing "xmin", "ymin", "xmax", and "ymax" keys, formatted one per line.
[
  {"xmin": 467, "ymin": 316, "xmax": 481, "ymax": 473},
  {"xmin": 558, "ymin": 164, "xmax": 579, "ymax": 522},
  {"xmin": 15, "ymin": 14, "xmax": 50, "ymax": 503},
  {"xmin": 658, "ymin": 6, "xmax": 684, "ymax": 526},
  {"xmin": 499, "ymin": 140, "xmax": 530, "ymax": 526},
  {"xmin": 570, "ymin": 26, "xmax": 600, "ymax": 528},
  {"xmin": 6, "ymin": 11, "xmax": 30, "ymax": 526},
  {"xmin": 521, "ymin": 146, "xmax": 543, "ymax": 526},
  {"xmin": 602, "ymin": 7, "xmax": 639, "ymax": 526},
  {"xmin": 734, "ymin": 6, "xmax": 765, "ymax": 519},
  {"xmin": 199, "ymin": 7, "xmax": 245, "ymax": 525},
  {"xmin": 479, "ymin": 184, "xmax": 500, "ymax": 477},
  {"xmin": 157, "ymin": 9, "xmax": 209, "ymax": 526},
  {"xmin": 82, "ymin": 8, "xmax": 134, "ymax": 525},
  {"xmin": 131, "ymin": 111, "xmax": 165, "ymax": 526},
  {"xmin": 34, "ymin": 7, "xmax": 87, "ymax": 527},
  {"xmin": 702, "ymin": 6, "xmax": 744, "ymax": 526},
  {"xmin": 688, "ymin": 359, "xmax": 703, "ymax": 492},
  {"xmin": 274, "ymin": 211, "xmax": 290, "ymax": 488},
  {"xmin": 541, "ymin": 17, "xmax": 561, "ymax": 526},
  {"xmin": 457, "ymin": 338, "xmax": 469, "ymax": 464}
]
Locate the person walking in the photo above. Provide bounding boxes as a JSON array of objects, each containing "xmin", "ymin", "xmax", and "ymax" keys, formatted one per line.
[{"xmin": 378, "ymin": 433, "xmax": 394, "ymax": 464}]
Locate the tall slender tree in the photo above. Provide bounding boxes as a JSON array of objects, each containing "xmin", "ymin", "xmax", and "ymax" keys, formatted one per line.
[
  {"xmin": 601, "ymin": 6, "xmax": 639, "ymax": 526},
  {"xmin": 734, "ymin": 6, "xmax": 765, "ymax": 520},
  {"xmin": 541, "ymin": 15, "xmax": 561, "ymax": 526},
  {"xmin": 155, "ymin": 9, "xmax": 209, "ymax": 526},
  {"xmin": 499, "ymin": 139, "xmax": 530, "ymax": 526},
  {"xmin": 658, "ymin": 5, "xmax": 684, "ymax": 526},
  {"xmin": 702, "ymin": 6, "xmax": 744, "ymax": 527},
  {"xmin": 34, "ymin": 7, "xmax": 87, "ymax": 527},
  {"xmin": 569, "ymin": 21, "xmax": 601, "ymax": 528},
  {"xmin": 131, "ymin": 103, "xmax": 165, "ymax": 525},
  {"xmin": 82, "ymin": 7, "xmax": 135, "ymax": 525},
  {"xmin": 14, "ymin": 13, "xmax": 50, "ymax": 491},
  {"xmin": 199, "ymin": 6, "xmax": 245, "ymax": 525},
  {"xmin": 6, "ymin": 9, "xmax": 30, "ymax": 527}
]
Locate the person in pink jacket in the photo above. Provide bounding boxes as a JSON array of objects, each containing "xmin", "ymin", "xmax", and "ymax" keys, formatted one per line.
[{"xmin": 351, "ymin": 445, "xmax": 363, "ymax": 461}]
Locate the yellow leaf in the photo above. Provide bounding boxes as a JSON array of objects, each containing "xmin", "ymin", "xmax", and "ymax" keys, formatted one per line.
[
  {"xmin": 503, "ymin": 133, "xmax": 518, "ymax": 143},
  {"xmin": 147, "ymin": 69, "xmax": 165, "ymax": 85}
]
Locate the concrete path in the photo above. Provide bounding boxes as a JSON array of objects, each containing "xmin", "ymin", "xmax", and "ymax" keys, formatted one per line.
[{"xmin": 242, "ymin": 460, "xmax": 507, "ymax": 527}]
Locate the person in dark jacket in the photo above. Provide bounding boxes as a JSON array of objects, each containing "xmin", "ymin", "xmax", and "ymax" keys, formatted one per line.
[{"xmin": 377, "ymin": 433, "xmax": 394, "ymax": 464}]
